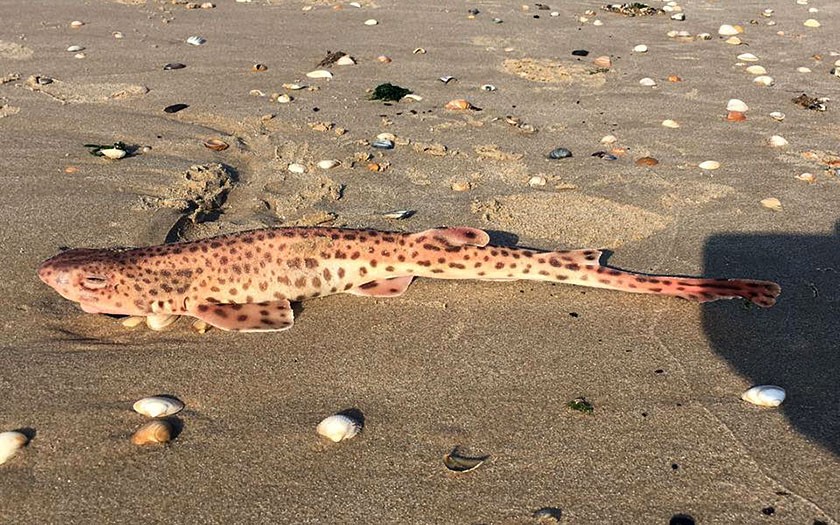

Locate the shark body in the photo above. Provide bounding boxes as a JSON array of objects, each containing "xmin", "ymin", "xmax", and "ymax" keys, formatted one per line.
[{"xmin": 38, "ymin": 227, "xmax": 780, "ymax": 332}]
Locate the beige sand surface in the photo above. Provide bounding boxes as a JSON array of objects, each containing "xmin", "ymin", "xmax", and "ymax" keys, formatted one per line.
[{"xmin": 1, "ymin": 0, "xmax": 838, "ymax": 523}]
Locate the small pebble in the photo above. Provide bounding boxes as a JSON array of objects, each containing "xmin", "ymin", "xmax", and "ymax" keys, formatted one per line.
[
  {"xmin": 547, "ymin": 147, "xmax": 572, "ymax": 159},
  {"xmin": 163, "ymin": 63, "xmax": 186, "ymax": 70},
  {"xmin": 593, "ymin": 56, "xmax": 611, "ymax": 68},
  {"xmin": 451, "ymin": 181, "xmax": 471, "ymax": 192},
  {"xmin": 163, "ymin": 103, "xmax": 189, "ymax": 114},
  {"xmin": 670, "ymin": 13, "xmax": 685, "ymax": 21}
]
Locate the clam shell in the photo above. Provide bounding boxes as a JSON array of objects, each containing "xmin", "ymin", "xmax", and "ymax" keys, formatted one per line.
[
  {"xmin": 0, "ymin": 431, "xmax": 28, "ymax": 465},
  {"xmin": 726, "ymin": 99, "xmax": 749, "ymax": 112},
  {"xmin": 737, "ymin": 53, "xmax": 759, "ymax": 62},
  {"xmin": 661, "ymin": 119, "xmax": 680, "ymax": 128},
  {"xmin": 306, "ymin": 70, "xmax": 333, "ymax": 79},
  {"xmin": 121, "ymin": 316, "xmax": 145, "ymax": 328},
  {"xmin": 795, "ymin": 172, "xmax": 815, "ymax": 183},
  {"xmin": 760, "ymin": 197, "xmax": 783, "ymax": 211},
  {"xmin": 639, "ymin": 77, "xmax": 656, "ymax": 87},
  {"xmin": 593, "ymin": 56, "xmax": 611, "ymax": 68},
  {"xmin": 741, "ymin": 385, "xmax": 785, "ymax": 407},
  {"xmin": 768, "ymin": 135, "xmax": 788, "ymax": 147},
  {"xmin": 726, "ymin": 110, "xmax": 747, "ymax": 122},
  {"xmin": 186, "ymin": 36, "xmax": 206, "ymax": 46},
  {"xmin": 381, "ymin": 209, "xmax": 414, "ymax": 220},
  {"xmin": 133, "ymin": 396, "xmax": 184, "ymax": 418},
  {"xmin": 443, "ymin": 448, "xmax": 489, "ymax": 473},
  {"xmin": 335, "ymin": 55, "xmax": 355, "ymax": 66},
  {"xmin": 203, "ymin": 138, "xmax": 229, "ymax": 151},
  {"xmin": 402, "ymin": 94, "xmax": 423, "ymax": 101},
  {"xmin": 288, "ymin": 163, "xmax": 306, "ymax": 174},
  {"xmin": 66, "ymin": 45, "xmax": 84, "ymax": 52},
  {"xmin": 698, "ymin": 160, "xmax": 720, "ymax": 170},
  {"xmin": 376, "ymin": 132, "xmax": 396, "ymax": 141},
  {"xmin": 316, "ymin": 414, "xmax": 361, "ymax": 442},
  {"xmin": 600, "ymin": 135, "xmax": 617, "ymax": 144},
  {"xmin": 745, "ymin": 65, "xmax": 767, "ymax": 75},
  {"xmin": 633, "ymin": 44, "xmax": 648, "ymax": 53},
  {"xmin": 131, "ymin": 420, "xmax": 174, "ymax": 445},
  {"xmin": 444, "ymin": 99, "xmax": 473, "ymax": 110},
  {"xmin": 70, "ymin": 20, "xmax": 85, "ymax": 29},
  {"xmin": 282, "ymin": 83, "xmax": 305, "ymax": 90},
  {"xmin": 725, "ymin": 36, "xmax": 742, "ymax": 45},
  {"xmin": 276, "ymin": 94, "xmax": 292, "ymax": 103},
  {"xmin": 145, "ymin": 314, "xmax": 178, "ymax": 330},
  {"xmin": 317, "ymin": 159, "xmax": 340, "ymax": 170},
  {"xmin": 364, "ymin": 18, "xmax": 378, "ymax": 26},
  {"xmin": 803, "ymin": 19, "xmax": 820, "ymax": 28},
  {"xmin": 100, "ymin": 148, "xmax": 126, "ymax": 160},
  {"xmin": 753, "ymin": 75, "xmax": 775, "ymax": 86},
  {"xmin": 718, "ymin": 24, "xmax": 742, "ymax": 36},
  {"xmin": 376, "ymin": 55, "xmax": 392, "ymax": 63}
]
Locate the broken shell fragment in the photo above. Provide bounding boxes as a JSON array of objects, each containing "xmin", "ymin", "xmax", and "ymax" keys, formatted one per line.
[
  {"xmin": 133, "ymin": 396, "xmax": 184, "ymax": 418},
  {"xmin": 0, "ymin": 431, "xmax": 28, "ymax": 465},
  {"xmin": 335, "ymin": 55, "xmax": 355, "ymax": 66},
  {"xmin": 741, "ymin": 385, "xmax": 785, "ymax": 407},
  {"xmin": 769, "ymin": 111, "xmax": 785, "ymax": 121},
  {"xmin": 768, "ymin": 135, "xmax": 788, "ymax": 147},
  {"xmin": 698, "ymin": 160, "xmax": 720, "ymax": 170},
  {"xmin": 443, "ymin": 448, "xmax": 489, "ymax": 473},
  {"xmin": 276, "ymin": 93, "xmax": 292, "ymax": 103},
  {"xmin": 795, "ymin": 172, "xmax": 815, "ymax": 183},
  {"xmin": 444, "ymin": 99, "xmax": 473, "ymax": 110},
  {"xmin": 760, "ymin": 197, "xmax": 783, "ymax": 211},
  {"xmin": 661, "ymin": 119, "xmax": 680, "ymax": 128},
  {"xmin": 381, "ymin": 210, "xmax": 415, "ymax": 220},
  {"xmin": 121, "ymin": 316, "xmax": 145, "ymax": 328},
  {"xmin": 376, "ymin": 55, "xmax": 392, "ymax": 63},
  {"xmin": 725, "ymin": 36, "xmax": 742, "ymax": 45},
  {"xmin": 252, "ymin": 63, "xmax": 268, "ymax": 72},
  {"xmin": 480, "ymin": 84, "xmax": 496, "ymax": 91},
  {"xmin": 600, "ymin": 135, "xmax": 617, "ymax": 145},
  {"xmin": 726, "ymin": 111, "xmax": 747, "ymax": 122},
  {"xmin": 66, "ymin": 45, "xmax": 84, "ymax": 52},
  {"xmin": 186, "ymin": 36, "xmax": 206, "ymax": 46},
  {"xmin": 317, "ymin": 159, "xmax": 340, "ymax": 170},
  {"xmin": 306, "ymin": 70, "xmax": 333, "ymax": 79},
  {"xmin": 203, "ymin": 138, "xmax": 229, "ymax": 151},
  {"xmin": 316, "ymin": 414, "xmax": 361, "ymax": 442},
  {"xmin": 726, "ymin": 99, "xmax": 749, "ymax": 112},
  {"xmin": 131, "ymin": 420, "xmax": 174, "ymax": 446},
  {"xmin": 282, "ymin": 83, "xmax": 305, "ymax": 90},
  {"xmin": 100, "ymin": 148, "xmax": 127, "ymax": 160}
]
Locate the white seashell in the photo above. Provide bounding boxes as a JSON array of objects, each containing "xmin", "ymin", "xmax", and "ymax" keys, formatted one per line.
[
  {"xmin": 66, "ymin": 45, "xmax": 84, "ymax": 52},
  {"xmin": 797, "ymin": 67, "xmax": 811, "ymax": 73},
  {"xmin": 288, "ymin": 163, "xmax": 306, "ymax": 174},
  {"xmin": 402, "ymin": 94, "xmax": 423, "ymax": 101},
  {"xmin": 186, "ymin": 36, "xmax": 206, "ymax": 46},
  {"xmin": 639, "ymin": 77, "xmax": 656, "ymax": 87},
  {"xmin": 753, "ymin": 75, "xmax": 775, "ymax": 86},
  {"xmin": 249, "ymin": 89, "xmax": 265, "ymax": 97},
  {"xmin": 0, "ymin": 431, "xmax": 28, "ymax": 465},
  {"xmin": 121, "ymin": 316, "xmax": 146, "ymax": 328},
  {"xmin": 725, "ymin": 36, "xmax": 742, "ymax": 45},
  {"xmin": 726, "ymin": 99, "xmax": 749, "ymax": 112},
  {"xmin": 661, "ymin": 119, "xmax": 680, "ymax": 128},
  {"xmin": 70, "ymin": 20, "xmax": 85, "ymax": 28},
  {"xmin": 670, "ymin": 13, "xmax": 685, "ymax": 21},
  {"xmin": 528, "ymin": 176, "xmax": 547, "ymax": 187},
  {"xmin": 808, "ymin": 7, "xmax": 818, "ymax": 13},
  {"xmin": 769, "ymin": 111, "xmax": 785, "ymax": 121},
  {"xmin": 317, "ymin": 159, "xmax": 339, "ymax": 170},
  {"xmin": 306, "ymin": 70, "xmax": 332, "ymax": 79},
  {"xmin": 698, "ymin": 160, "xmax": 720, "ymax": 170},
  {"xmin": 600, "ymin": 134, "xmax": 617, "ymax": 145},
  {"xmin": 145, "ymin": 314, "xmax": 178, "ymax": 330},
  {"xmin": 349, "ymin": 1, "xmax": 361, "ymax": 6},
  {"xmin": 282, "ymin": 83, "xmax": 305, "ymax": 90},
  {"xmin": 593, "ymin": 20, "xmax": 603, "ymax": 26},
  {"xmin": 760, "ymin": 197, "xmax": 783, "ymax": 211},
  {"xmin": 718, "ymin": 24, "xmax": 741, "ymax": 36},
  {"xmin": 100, "ymin": 148, "xmax": 126, "ymax": 160},
  {"xmin": 133, "ymin": 396, "xmax": 184, "ymax": 418},
  {"xmin": 74, "ymin": 53, "xmax": 86, "ymax": 59},
  {"xmin": 131, "ymin": 420, "xmax": 174, "ymax": 445},
  {"xmin": 737, "ymin": 53, "xmax": 759, "ymax": 62},
  {"xmin": 741, "ymin": 385, "xmax": 785, "ymax": 407},
  {"xmin": 803, "ymin": 19, "xmax": 820, "ymax": 28},
  {"xmin": 633, "ymin": 44, "xmax": 648, "ymax": 53},
  {"xmin": 745, "ymin": 65, "xmax": 767, "ymax": 75},
  {"xmin": 381, "ymin": 210, "xmax": 414, "ymax": 220},
  {"xmin": 364, "ymin": 18, "xmax": 378, "ymax": 26},
  {"xmin": 696, "ymin": 33, "xmax": 712, "ymax": 40},
  {"xmin": 666, "ymin": 30, "xmax": 679, "ymax": 38},
  {"xmin": 113, "ymin": 31, "xmax": 124, "ymax": 39},
  {"xmin": 768, "ymin": 135, "xmax": 788, "ymax": 147},
  {"xmin": 316, "ymin": 414, "xmax": 361, "ymax": 442},
  {"xmin": 336, "ymin": 55, "xmax": 355, "ymax": 66},
  {"xmin": 795, "ymin": 172, "xmax": 815, "ymax": 183},
  {"xmin": 276, "ymin": 94, "xmax": 292, "ymax": 103},
  {"xmin": 762, "ymin": 9, "xmax": 774, "ymax": 17}
]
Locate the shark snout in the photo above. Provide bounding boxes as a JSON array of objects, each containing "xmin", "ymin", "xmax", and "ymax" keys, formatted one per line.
[{"xmin": 37, "ymin": 261, "xmax": 69, "ymax": 288}]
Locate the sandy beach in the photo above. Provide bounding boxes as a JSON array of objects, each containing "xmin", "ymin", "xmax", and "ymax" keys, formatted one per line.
[{"xmin": 1, "ymin": 0, "xmax": 839, "ymax": 523}]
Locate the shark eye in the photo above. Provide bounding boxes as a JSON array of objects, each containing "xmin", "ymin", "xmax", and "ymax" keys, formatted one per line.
[{"xmin": 81, "ymin": 275, "xmax": 109, "ymax": 290}]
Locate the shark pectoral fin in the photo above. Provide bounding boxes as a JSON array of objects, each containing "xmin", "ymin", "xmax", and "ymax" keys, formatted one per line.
[
  {"xmin": 415, "ymin": 227, "xmax": 490, "ymax": 247},
  {"xmin": 189, "ymin": 300, "xmax": 294, "ymax": 332},
  {"xmin": 346, "ymin": 276, "xmax": 414, "ymax": 297}
]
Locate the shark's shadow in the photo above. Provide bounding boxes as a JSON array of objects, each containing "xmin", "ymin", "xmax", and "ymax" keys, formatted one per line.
[{"xmin": 702, "ymin": 221, "xmax": 840, "ymax": 456}]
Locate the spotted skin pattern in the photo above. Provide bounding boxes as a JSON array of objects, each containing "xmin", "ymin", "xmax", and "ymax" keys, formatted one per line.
[{"xmin": 37, "ymin": 227, "xmax": 781, "ymax": 332}]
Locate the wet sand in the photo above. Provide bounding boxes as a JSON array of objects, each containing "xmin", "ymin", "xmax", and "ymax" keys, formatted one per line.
[{"xmin": 1, "ymin": 0, "xmax": 839, "ymax": 523}]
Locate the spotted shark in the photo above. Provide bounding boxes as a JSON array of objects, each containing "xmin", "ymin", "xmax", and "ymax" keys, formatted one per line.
[{"xmin": 37, "ymin": 227, "xmax": 780, "ymax": 332}]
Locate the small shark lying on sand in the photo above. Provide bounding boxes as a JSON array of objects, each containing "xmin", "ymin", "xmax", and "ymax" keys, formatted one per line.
[{"xmin": 38, "ymin": 227, "xmax": 780, "ymax": 332}]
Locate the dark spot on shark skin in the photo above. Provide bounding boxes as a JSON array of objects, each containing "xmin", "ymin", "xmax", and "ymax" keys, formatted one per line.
[{"xmin": 214, "ymin": 308, "xmax": 228, "ymax": 318}]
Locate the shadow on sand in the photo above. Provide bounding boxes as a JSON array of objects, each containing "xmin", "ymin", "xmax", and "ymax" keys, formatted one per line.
[{"xmin": 703, "ymin": 221, "xmax": 840, "ymax": 456}]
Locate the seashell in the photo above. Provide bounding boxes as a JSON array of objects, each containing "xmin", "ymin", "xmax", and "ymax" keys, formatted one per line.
[
  {"xmin": 600, "ymin": 134, "xmax": 617, "ymax": 145},
  {"xmin": 444, "ymin": 99, "xmax": 473, "ymax": 110},
  {"xmin": 306, "ymin": 70, "xmax": 332, "ymax": 79},
  {"xmin": 528, "ymin": 176, "xmax": 547, "ymax": 187},
  {"xmin": 718, "ymin": 24, "xmax": 742, "ymax": 36},
  {"xmin": 376, "ymin": 132, "xmax": 396, "ymax": 141},
  {"xmin": 480, "ymin": 84, "xmax": 496, "ymax": 91},
  {"xmin": 760, "ymin": 197, "xmax": 782, "ymax": 211},
  {"xmin": 376, "ymin": 55, "xmax": 392, "ymax": 63},
  {"xmin": 533, "ymin": 507, "xmax": 563, "ymax": 522},
  {"xmin": 371, "ymin": 139, "xmax": 394, "ymax": 149},
  {"xmin": 635, "ymin": 156, "xmax": 659, "ymax": 167},
  {"xmin": 795, "ymin": 172, "xmax": 815, "ymax": 183},
  {"xmin": 745, "ymin": 65, "xmax": 767, "ymax": 75},
  {"xmin": 769, "ymin": 111, "xmax": 785, "ymax": 121},
  {"xmin": 282, "ymin": 83, "xmax": 305, "ymax": 90},
  {"xmin": 741, "ymin": 385, "xmax": 785, "ymax": 406},
  {"xmin": 737, "ymin": 53, "xmax": 759, "ymax": 62},
  {"xmin": 144, "ymin": 314, "xmax": 177, "ymax": 330},
  {"xmin": 726, "ymin": 99, "xmax": 749, "ymax": 112},
  {"xmin": 0, "ymin": 431, "xmax": 28, "ymax": 465},
  {"xmin": 666, "ymin": 30, "xmax": 679, "ymax": 38},
  {"xmin": 66, "ymin": 45, "xmax": 84, "ymax": 52},
  {"xmin": 163, "ymin": 63, "xmax": 186, "ymax": 70},
  {"xmin": 316, "ymin": 414, "xmax": 361, "ymax": 442},
  {"xmin": 591, "ymin": 151, "xmax": 618, "ymax": 161},
  {"xmin": 753, "ymin": 75, "xmax": 774, "ymax": 86},
  {"xmin": 133, "ymin": 396, "xmax": 184, "ymax": 418},
  {"xmin": 726, "ymin": 110, "xmax": 747, "ymax": 122},
  {"xmin": 317, "ymin": 159, "xmax": 340, "ymax": 170},
  {"xmin": 438, "ymin": 75, "xmax": 456, "ymax": 84},
  {"xmin": 768, "ymin": 135, "xmax": 788, "ymax": 147},
  {"xmin": 633, "ymin": 44, "xmax": 648, "ymax": 53},
  {"xmin": 201, "ymin": 2, "xmax": 214, "ymax": 7},
  {"xmin": 113, "ymin": 31, "xmax": 124, "ymax": 39},
  {"xmin": 402, "ymin": 94, "xmax": 423, "ymax": 101},
  {"xmin": 592, "ymin": 20, "xmax": 603, "ymax": 26},
  {"xmin": 666, "ymin": 75, "xmax": 682, "ymax": 82},
  {"xmin": 186, "ymin": 36, "xmax": 206, "ymax": 46},
  {"xmin": 762, "ymin": 9, "xmax": 774, "ymax": 17},
  {"xmin": 249, "ymin": 89, "xmax": 265, "ymax": 97},
  {"xmin": 100, "ymin": 148, "xmax": 126, "ymax": 160},
  {"xmin": 725, "ymin": 36, "xmax": 742, "ymax": 45},
  {"xmin": 696, "ymin": 33, "xmax": 712, "ymax": 40},
  {"xmin": 74, "ymin": 53, "xmax": 86, "ymax": 59},
  {"xmin": 335, "ymin": 55, "xmax": 355, "ymax": 66},
  {"xmin": 639, "ymin": 77, "xmax": 656, "ymax": 87},
  {"xmin": 451, "ymin": 180, "xmax": 471, "ymax": 192},
  {"xmin": 276, "ymin": 94, "xmax": 292, "ymax": 103},
  {"xmin": 131, "ymin": 420, "xmax": 174, "ymax": 445},
  {"xmin": 803, "ymin": 19, "xmax": 820, "ymax": 28},
  {"xmin": 191, "ymin": 319, "xmax": 210, "ymax": 333},
  {"xmin": 670, "ymin": 13, "xmax": 685, "ymax": 21},
  {"xmin": 661, "ymin": 119, "xmax": 680, "ymax": 128},
  {"xmin": 443, "ymin": 448, "xmax": 489, "ymax": 473},
  {"xmin": 203, "ymin": 138, "xmax": 229, "ymax": 151},
  {"xmin": 412, "ymin": 47, "xmax": 426, "ymax": 54},
  {"xmin": 593, "ymin": 56, "xmax": 611, "ymax": 68},
  {"xmin": 547, "ymin": 147, "xmax": 572, "ymax": 159},
  {"xmin": 288, "ymin": 163, "xmax": 306, "ymax": 174},
  {"xmin": 121, "ymin": 316, "xmax": 145, "ymax": 328},
  {"xmin": 381, "ymin": 210, "xmax": 414, "ymax": 220},
  {"xmin": 252, "ymin": 63, "xmax": 268, "ymax": 72},
  {"xmin": 70, "ymin": 20, "xmax": 85, "ymax": 29},
  {"xmin": 164, "ymin": 103, "xmax": 189, "ymax": 114},
  {"xmin": 698, "ymin": 160, "xmax": 720, "ymax": 170},
  {"xmin": 364, "ymin": 18, "xmax": 378, "ymax": 26}
]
